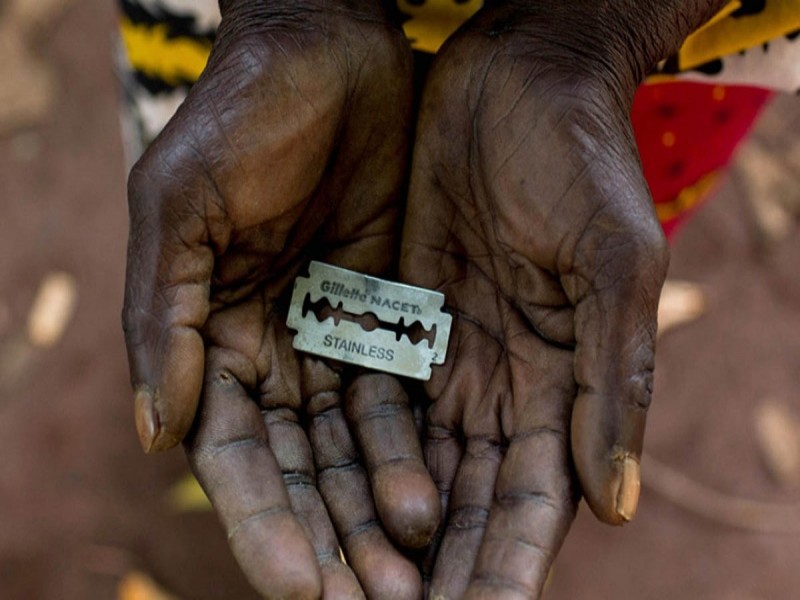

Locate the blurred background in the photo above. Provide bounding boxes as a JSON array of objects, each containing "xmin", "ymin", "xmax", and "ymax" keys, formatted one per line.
[{"xmin": 1, "ymin": 0, "xmax": 798, "ymax": 598}]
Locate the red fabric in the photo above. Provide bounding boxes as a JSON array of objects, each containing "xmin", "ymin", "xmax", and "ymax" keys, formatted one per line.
[{"xmin": 631, "ymin": 81, "xmax": 772, "ymax": 238}]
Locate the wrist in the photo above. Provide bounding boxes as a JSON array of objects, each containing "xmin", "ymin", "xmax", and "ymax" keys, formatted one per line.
[
  {"xmin": 213, "ymin": 0, "xmax": 406, "ymax": 59},
  {"xmin": 477, "ymin": 0, "xmax": 729, "ymax": 101},
  {"xmin": 613, "ymin": 1, "xmax": 731, "ymax": 77},
  {"xmin": 218, "ymin": 0, "xmax": 395, "ymax": 27}
]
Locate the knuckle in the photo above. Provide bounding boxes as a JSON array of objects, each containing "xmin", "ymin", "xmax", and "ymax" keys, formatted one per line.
[
  {"xmin": 339, "ymin": 518, "xmax": 380, "ymax": 543},
  {"xmin": 194, "ymin": 434, "xmax": 267, "ymax": 463},
  {"xmin": 635, "ymin": 221, "xmax": 670, "ymax": 273},
  {"xmin": 316, "ymin": 457, "xmax": 360, "ymax": 478},
  {"xmin": 120, "ymin": 303, "xmax": 136, "ymax": 336},
  {"xmin": 470, "ymin": 573, "xmax": 537, "ymax": 599},
  {"xmin": 613, "ymin": 225, "xmax": 668, "ymax": 274},
  {"xmin": 509, "ymin": 426, "xmax": 567, "ymax": 445},
  {"xmin": 306, "ymin": 390, "xmax": 341, "ymax": 418},
  {"xmin": 127, "ymin": 132, "xmax": 206, "ymax": 221},
  {"xmin": 448, "ymin": 504, "xmax": 490, "ymax": 531},
  {"xmin": 591, "ymin": 226, "xmax": 669, "ymax": 296},
  {"xmin": 127, "ymin": 151, "xmax": 165, "ymax": 211},
  {"xmin": 120, "ymin": 300, "xmax": 156, "ymax": 351},
  {"xmin": 227, "ymin": 505, "xmax": 292, "ymax": 541},
  {"xmin": 495, "ymin": 489, "xmax": 564, "ymax": 516},
  {"xmin": 347, "ymin": 400, "xmax": 405, "ymax": 424},
  {"xmin": 283, "ymin": 471, "xmax": 316, "ymax": 488},
  {"xmin": 346, "ymin": 374, "xmax": 407, "ymax": 418},
  {"xmin": 626, "ymin": 368, "xmax": 655, "ymax": 411},
  {"xmin": 206, "ymin": 348, "xmax": 258, "ymax": 390}
]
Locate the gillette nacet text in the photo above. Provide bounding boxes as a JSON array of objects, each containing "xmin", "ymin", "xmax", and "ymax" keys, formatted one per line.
[{"xmin": 320, "ymin": 280, "xmax": 424, "ymax": 316}]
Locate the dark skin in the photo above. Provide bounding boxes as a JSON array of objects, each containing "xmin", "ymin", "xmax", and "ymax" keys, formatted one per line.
[
  {"xmin": 123, "ymin": 0, "xmax": 728, "ymax": 598},
  {"xmin": 402, "ymin": 1, "xmax": 728, "ymax": 597},
  {"xmin": 122, "ymin": 1, "xmax": 439, "ymax": 598}
]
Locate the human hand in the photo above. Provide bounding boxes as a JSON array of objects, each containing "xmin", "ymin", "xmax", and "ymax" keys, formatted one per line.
[
  {"xmin": 401, "ymin": 1, "xmax": 727, "ymax": 597},
  {"xmin": 121, "ymin": 2, "xmax": 438, "ymax": 597}
]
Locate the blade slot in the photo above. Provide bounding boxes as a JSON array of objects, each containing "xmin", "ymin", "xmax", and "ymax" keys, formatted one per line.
[{"xmin": 302, "ymin": 293, "xmax": 437, "ymax": 348}]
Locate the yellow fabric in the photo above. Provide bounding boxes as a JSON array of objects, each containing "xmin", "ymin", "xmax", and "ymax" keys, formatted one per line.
[
  {"xmin": 655, "ymin": 171, "xmax": 720, "ymax": 223},
  {"xmin": 119, "ymin": 1, "xmax": 798, "ymax": 83},
  {"xmin": 398, "ymin": 1, "xmax": 800, "ymax": 64},
  {"xmin": 120, "ymin": 17, "xmax": 211, "ymax": 85},
  {"xmin": 679, "ymin": 0, "xmax": 800, "ymax": 70},
  {"xmin": 399, "ymin": 0, "xmax": 483, "ymax": 53}
]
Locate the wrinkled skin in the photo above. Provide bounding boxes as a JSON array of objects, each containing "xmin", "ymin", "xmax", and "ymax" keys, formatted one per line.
[
  {"xmin": 401, "ymin": 2, "xmax": 726, "ymax": 597},
  {"xmin": 122, "ymin": 3, "xmax": 439, "ymax": 598},
  {"xmin": 122, "ymin": 0, "xmax": 730, "ymax": 597}
]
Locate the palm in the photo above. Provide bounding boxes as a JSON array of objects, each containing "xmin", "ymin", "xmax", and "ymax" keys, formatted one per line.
[
  {"xmin": 401, "ymin": 20, "xmax": 668, "ymax": 599},
  {"xmin": 124, "ymin": 10, "xmax": 437, "ymax": 599}
]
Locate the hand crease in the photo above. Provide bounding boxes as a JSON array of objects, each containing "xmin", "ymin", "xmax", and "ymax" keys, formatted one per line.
[
  {"xmin": 316, "ymin": 459, "xmax": 360, "ymax": 477},
  {"xmin": 470, "ymin": 573, "xmax": 536, "ymax": 597},
  {"xmin": 372, "ymin": 455, "xmax": 422, "ymax": 471},
  {"xmin": 227, "ymin": 505, "xmax": 292, "ymax": 541},
  {"xmin": 282, "ymin": 472, "xmax": 316, "ymax": 487},
  {"xmin": 339, "ymin": 519, "xmax": 380, "ymax": 542},
  {"xmin": 206, "ymin": 435, "xmax": 267, "ymax": 459},
  {"xmin": 508, "ymin": 426, "xmax": 566, "ymax": 444},
  {"xmin": 351, "ymin": 403, "xmax": 406, "ymax": 423},
  {"xmin": 495, "ymin": 490, "xmax": 562, "ymax": 515},
  {"xmin": 447, "ymin": 504, "xmax": 490, "ymax": 530}
]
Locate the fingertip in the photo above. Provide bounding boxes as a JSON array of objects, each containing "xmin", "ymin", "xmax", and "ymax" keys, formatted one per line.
[
  {"xmin": 349, "ymin": 532, "xmax": 423, "ymax": 600},
  {"xmin": 615, "ymin": 454, "xmax": 641, "ymax": 522},
  {"xmin": 134, "ymin": 388, "xmax": 159, "ymax": 453},
  {"xmin": 344, "ymin": 374, "xmax": 439, "ymax": 547},
  {"xmin": 373, "ymin": 465, "xmax": 441, "ymax": 549},
  {"xmin": 571, "ymin": 386, "xmax": 646, "ymax": 525},
  {"xmin": 572, "ymin": 427, "xmax": 641, "ymax": 525},
  {"xmin": 231, "ymin": 517, "xmax": 323, "ymax": 600},
  {"xmin": 319, "ymin": 560, "xmax": 366, "ymax": 600},
  {"xmin": 380, "ymin": 559, "xmax": 424, "ymax": 600},
  {"xmin": 136, "ymin": 328, "xmax": 205, "ymax": 453},
  {"xmin": 133, "ymin": 387, "xmax": 190, "ymax": 453},
  {"xmin": 147, "ymin": 429, "xmax": 184, "ymax": 453}
]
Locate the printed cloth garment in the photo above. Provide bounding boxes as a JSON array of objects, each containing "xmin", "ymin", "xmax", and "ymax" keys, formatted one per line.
[
  {"xmin": 117, "ymin": 0, "xmax": 800, "ymax": 238},
  {"xmin": 640, "ymin": 0, "xmax": 800, "ymax": 235}
]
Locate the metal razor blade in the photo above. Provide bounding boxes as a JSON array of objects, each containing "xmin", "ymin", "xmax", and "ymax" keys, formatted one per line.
[{"xmin": 287, "ymin": 261, "xmax": 452, "ymax": 381}]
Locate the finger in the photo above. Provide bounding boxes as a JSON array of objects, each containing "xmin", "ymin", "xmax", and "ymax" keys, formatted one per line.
[
  {"xmin": 420, "ymin": 424, "xmax": 462, "ymax": 581},
  {"xmin": 345, "ymin": 374, "xmax": 440, "ymax": 549},
  {"xmin": 185, "ymin": 364, "xmax": 322, "ymax": 599},
  {"xmin": 419, "ymin": 344, "xmax": 469, "ymax": 582},
  {"xmin": 423, "ymin": 318, "xmax": 504, "ymax": 593},
  {"xmin": 264, "ymin": 407, "xmax": 365, "ymax": 599},
  {"xmin": 564, "ymin": 202, "xmax": 669, "ymax": 525},
  {"xmin": 123, "ymin": 151, "xmax": 219, "ymax": 453},
  {"xmin": 428, "ymin": 437, "xmax": 502, "ymax": 600},
  {"xmin": 464, "ymin": 437, "xmax": 575, "ymax": 600},
  {"xmin": 306, "ymin": 380, "xmax": 423, "ymax": 600}
]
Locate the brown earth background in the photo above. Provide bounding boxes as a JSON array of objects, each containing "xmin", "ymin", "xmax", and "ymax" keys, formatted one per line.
[{"xmin": 1, "ymin": 1, "xmax": 799, "ymax": 598}]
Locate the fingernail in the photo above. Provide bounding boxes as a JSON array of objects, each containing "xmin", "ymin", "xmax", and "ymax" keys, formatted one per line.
[
  {"xmin": 134, "ymin": 388, "xmax": 160, "ymax": 453},
  {"xmin": 615, "ymin": 455, "xmax": 641, "ymax": 522}
]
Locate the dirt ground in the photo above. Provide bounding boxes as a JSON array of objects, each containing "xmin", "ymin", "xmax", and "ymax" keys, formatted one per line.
[{"xmin": 1, "ymin": 1, "xmax": 798, "ymax": 599}]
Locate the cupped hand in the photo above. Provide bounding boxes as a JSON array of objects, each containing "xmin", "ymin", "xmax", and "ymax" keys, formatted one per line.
[
  {"xmin": 121, "ymin": 2, "xmax": 438, "ymax": 597},
  {"xmin": 400, "ymin": 2, "xmax": 727, "ymax": 596}
]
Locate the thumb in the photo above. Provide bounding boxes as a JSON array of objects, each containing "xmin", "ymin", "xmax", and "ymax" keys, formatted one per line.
[
  {"xmin": 563, "ymin": 181, "xmax": 669, "ymax": 525},
  {"xmin": 122, "ymin": 147, "xmax": 220, "ymax": 453}
]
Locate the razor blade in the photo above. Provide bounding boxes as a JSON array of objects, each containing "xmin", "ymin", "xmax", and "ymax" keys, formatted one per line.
[{"xmin": 287, "ymin": 261, "xmax": 452, "ymax": 381}]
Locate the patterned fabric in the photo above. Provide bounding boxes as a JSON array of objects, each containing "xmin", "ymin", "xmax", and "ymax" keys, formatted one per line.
[
  {"xmin": 672, "ymin": 32, "xmax": 800, "ymax": 93},
  {"xmin": 397, "ymin": 0, "xmax": 482, "ymax": 53},
  {"xmin": 632, "ymin": 83, "xmax": 772, "ymax": 237},
  {"xmin": 641, "ymin": 0, "xmax": 800, "ymax": 234},
  {"xmin": 116, "ymin": 0, "xmax": 799, "ymax": 237},
  {"xmin": 668, "ymin": 0, "xmax": 800, "ymax": 77}
]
